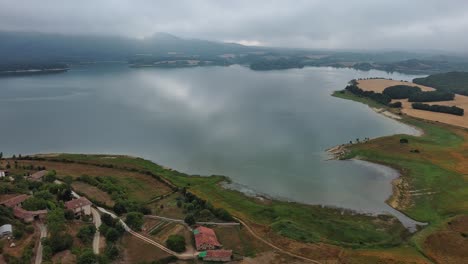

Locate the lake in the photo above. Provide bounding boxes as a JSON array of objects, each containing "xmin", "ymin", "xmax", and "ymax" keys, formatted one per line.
[{"xmin": 0, "ymin": 64, "xmax": 423, "ymax": 228}]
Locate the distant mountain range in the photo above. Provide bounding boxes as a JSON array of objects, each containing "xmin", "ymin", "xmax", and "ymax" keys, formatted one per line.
[{"xmin": 1, "ymin": 31, "xmax": 468, "ymax": 74}]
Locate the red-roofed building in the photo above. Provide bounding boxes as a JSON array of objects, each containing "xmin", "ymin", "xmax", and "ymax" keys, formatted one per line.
[
  {"xmin": 203, "ymin": 250, "xmax": 233, "ymax": 262},
  {"xmin": 13, "ymin": 207, "xmax": 47, "ymax": 222},
  {"xmin": 29, "ymin": 170, "xmax": 48, "ymax": 181},
  {"xmin": 193, "ymin": 226, "xmax": 222, "ymax": 251},
  {"xmin": 0, "ymin": 194, "xmax": 30, "ymax": 208},
  {"xmin": 65, "ymin": 197, "xmax": 92, "ymax": 216}
]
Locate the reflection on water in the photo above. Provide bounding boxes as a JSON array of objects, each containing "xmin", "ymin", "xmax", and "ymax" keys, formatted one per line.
[{"xmin": 0, "ymin": 64, "xmax": 424, "ymax": 228}]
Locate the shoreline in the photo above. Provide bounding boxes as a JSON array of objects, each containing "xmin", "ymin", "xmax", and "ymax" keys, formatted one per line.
[{"xmin": 328, "ymin": 90, "xmax": 431, "ymax": 229}]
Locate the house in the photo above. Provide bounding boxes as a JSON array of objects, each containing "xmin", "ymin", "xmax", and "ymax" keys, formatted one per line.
[
  {"xmin": 29, "ymin": 170, "xmax": 48, "ymax": 181},
  {"xmin": 193, "ymin": 226, "xmax": 222, "ymax": 251},
  {"xmin": 200, "ymin": 250, "xmax": 233, "ymax": 262},
  {"xmin": 0, "ymin": 194, "xmax": 30, "ymax": 208},
  {"xmin": 0, "ymin": 224, "xmax": 12, "ymax": 237},
  {"xmin": 13, "ymin": 207, "xmax": 47, "ymax": 222},
  {"xmin": 65, "ymin": 197, "xmax": 92, "ymax": 216}
]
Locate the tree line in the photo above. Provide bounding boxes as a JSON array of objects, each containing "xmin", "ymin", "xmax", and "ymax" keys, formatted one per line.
[{"xmin": 412, "ymin": 103, "xmax": 464, "ymax": 116}]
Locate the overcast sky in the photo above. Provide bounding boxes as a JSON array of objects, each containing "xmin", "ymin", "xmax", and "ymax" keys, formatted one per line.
[{"xmin": 1, "ymin": 0, "xmax": 468, "ymax": 52}]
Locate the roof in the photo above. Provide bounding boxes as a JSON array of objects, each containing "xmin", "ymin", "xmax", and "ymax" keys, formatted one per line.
[
  {"xmin": 30, "ymin": 170, "xmax": 48, "ymax": 180},
  {"xmin": 205, "ymin": 250, "xmax": 233, "ymax": 259},
  {"xmin": 194, "ymin": 226, "xmax": 221, "ymax": 248},
  {"xmin": 13, "ymin": 206, "xmax": 47, "ymax": 219},
  {"xmin": 0, "ymin": 224, "xmax": 12, "ymax": 233},
  {"xmin": 0, "ymin": 194, "xmax": 30, "ymax": 207},
  {"xmin": 65, "ymin": 197, "xmax": 92, "ymax": 210}
]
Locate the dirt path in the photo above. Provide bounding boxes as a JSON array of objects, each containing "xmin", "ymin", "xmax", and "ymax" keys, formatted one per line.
[
  {"xmin": 35, "ymin": 223, "xmax": 47, "ymax": 264},
  {"xmin": 233, "ymin": 217, "xmax": 322, "ymax": 264},
  {"xmin": 91, "ymin": 207, "xmax": 102, "ymax": 254}
]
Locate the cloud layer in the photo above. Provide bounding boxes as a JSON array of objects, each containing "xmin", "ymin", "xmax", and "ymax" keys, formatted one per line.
[{"xmin": 1, "ymin": 0, "xmax": 468, "ymax": 51}]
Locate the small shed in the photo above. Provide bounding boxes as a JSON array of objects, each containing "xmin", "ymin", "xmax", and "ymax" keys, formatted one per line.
[
  {"xmin": 0, "ymin": 170, "xmax": 7, "ymax": 177},
  {"xmin": 0, "ymin": 224, "xmax": 12, "ymax": 237}
]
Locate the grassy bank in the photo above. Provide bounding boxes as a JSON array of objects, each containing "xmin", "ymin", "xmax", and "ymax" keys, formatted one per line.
[
  {"xmin": 332, "ymin": 89, "xmax": 468, "ymax": 257},
  {"xmin": 29, "ymin": 153, "xmax": 408, "ymax": 249}
]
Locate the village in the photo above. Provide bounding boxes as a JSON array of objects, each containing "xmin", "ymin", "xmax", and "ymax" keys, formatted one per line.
[{"xmin": 0, "ymin": 156, "xmax": 258, "ymax": 264}]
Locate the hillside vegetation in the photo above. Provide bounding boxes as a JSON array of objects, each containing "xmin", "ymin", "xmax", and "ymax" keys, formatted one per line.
[{"xmin": 413, "ymin": 72, "xmax": 468, "ymax": 95}]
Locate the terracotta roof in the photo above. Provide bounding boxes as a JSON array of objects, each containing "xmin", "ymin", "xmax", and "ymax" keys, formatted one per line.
[
  {"xmin": 65, "ymin": 197, "xmax": 92, "ymax": 210},
  {"xmin": 13, "ymin": 206, "xmax": 47, "ymax": 219},
  {"xmin": 206, "ymin": 250, "xmax": 232, "ymax": 258},
  {"xmin": 194, "ymin": 226, "xmax": 221, "ymax": 249},
  {"xmin": 0, "ymin": 194, "xmax": 30, "ymax": 208},
  {"xmin": 30, "ymin": 170, "xmax": 47, "ymax": 180}
]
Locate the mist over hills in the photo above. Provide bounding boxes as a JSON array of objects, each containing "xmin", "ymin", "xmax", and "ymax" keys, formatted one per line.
[{"xmin": 1, "ymin": 31, "xmax": 468, "ymax": 74}]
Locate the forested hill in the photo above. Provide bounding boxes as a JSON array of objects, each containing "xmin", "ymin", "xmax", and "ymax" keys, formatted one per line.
[{"xmin": 413, "ymin": 72, "xmax": 468, "ymax": 96}]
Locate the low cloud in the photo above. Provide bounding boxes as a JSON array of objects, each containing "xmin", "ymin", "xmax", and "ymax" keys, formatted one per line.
[{"xmin": 1, "ymin": 0, "xmax": 468, "ymax": 52}]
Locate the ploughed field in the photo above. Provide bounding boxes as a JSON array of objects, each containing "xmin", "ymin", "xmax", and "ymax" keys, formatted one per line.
[{"xmin": 357, "ymin": 79, "xmax": 468, "ymax": 128}]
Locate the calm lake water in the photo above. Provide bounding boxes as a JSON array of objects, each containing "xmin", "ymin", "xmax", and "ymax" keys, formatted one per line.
[{"xmin": 0, "ymin": 64, "xmax": 423, "ymax": 227}]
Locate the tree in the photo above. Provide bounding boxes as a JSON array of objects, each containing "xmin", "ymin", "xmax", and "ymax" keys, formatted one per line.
[
  {"xmin": 77, "ymin": 225, "xmax": 96, "ymax": 244},
  {"xmin": 400, "ymin": 138, "xmax": 409, "ymax": 144},
  {"xmin": 113, "ymin": 202, "xmax": 127, "ymax": 215},
  {"xmin": 105, "ymin": 228, "xmax": 120, "ymax": 242},
  {"xmin": 77, "ymin": 249, "xmax": 98, "ymax": 264},
  {"xmin": 125, "ymin": 212, "xmax": 144, "ymax": 230},
  {"xmin": 184, "ymin": 215, "xmax": 195, "ymax": 226},
  {"xmin": 165, "ymin": 235, "xmax": 186, "ymax": 253},
  {"xmin": 101, "ymin": 213, "xmax": 115, "ymax": 227},
  {"xmin": 0, "ymin": 152, "xmax": 3, "ymax": 159},
  {"xmin": 47, "ymin": 208, "xmax": 66, "ymax": 234}
]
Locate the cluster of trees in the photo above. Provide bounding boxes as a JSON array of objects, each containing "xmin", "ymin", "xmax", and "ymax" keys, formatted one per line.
[
  {"xmin": 181, "ymin": 189, "xmax": 234, "ymax": 225},
  {"xmin": 345, "ymin": 84, "xmax": 392, "ymax": 105},
  {"xmin": 383, "ymin": 85, "xmax": 422, "ymax": 99},
  {"xmin": 42, "ymin": 208, "xmax": 74, "ymax": 260},
  {"xmin": 412, "ymin": 103, "xmax": 464, "ymax": 116},
  {"xmin": 98, "ymin": 213, "xmax": 125, "ymax": 262},
  {"xmin": 408, "ymin": 91, "xmax": 455, "ymax": 102}
]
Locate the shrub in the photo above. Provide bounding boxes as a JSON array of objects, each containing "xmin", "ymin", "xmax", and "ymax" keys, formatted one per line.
[
  {"xmin": 165, "ymin": 235, "xmax": 186, "ymax": 253},
  {"xmin": 400, "ymin": 138, "xmax": 409, "ymax": 144}
]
